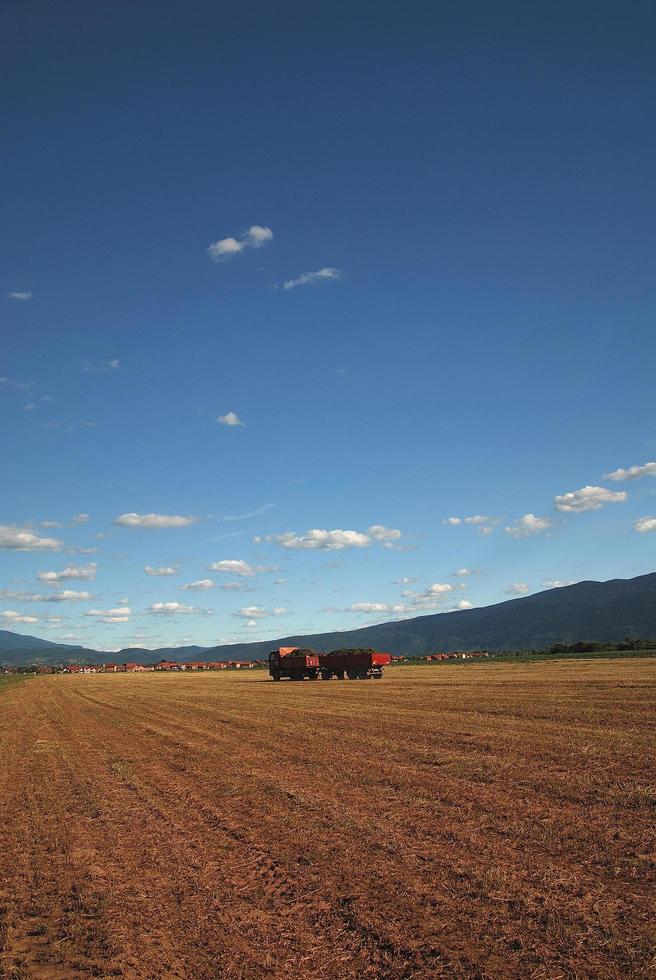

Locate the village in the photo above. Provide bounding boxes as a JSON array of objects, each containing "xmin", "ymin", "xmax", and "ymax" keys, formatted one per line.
[{"xmin": 1, "ymin": 651, "xmax": 492, "ymax": 675}]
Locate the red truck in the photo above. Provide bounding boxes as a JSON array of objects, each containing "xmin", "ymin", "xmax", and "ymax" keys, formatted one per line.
[
  {"xmin": 318, "ymin": 648, "xmax": 391, "ymax": 680},
  {"xmin": 268, "ymin": 647, "xmax": 320, "ymax": 681},
  {"xmin": 268, "ymin": 647, "xmax": 392, "ymax": 681}
]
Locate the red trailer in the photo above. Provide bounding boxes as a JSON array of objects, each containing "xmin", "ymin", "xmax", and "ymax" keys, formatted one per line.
[
  {"xmin": 318, "ymin": 648, "xmax": 391, "ymax": 680},
  {"xmin": 268, "ymin": 647, "xmax": 320, "ymax": 681}
]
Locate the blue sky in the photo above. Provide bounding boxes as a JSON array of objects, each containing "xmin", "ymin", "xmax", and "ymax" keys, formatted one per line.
[{"xmin": 2, "ymin": 0, "xmax": 655, "ymax": 651}]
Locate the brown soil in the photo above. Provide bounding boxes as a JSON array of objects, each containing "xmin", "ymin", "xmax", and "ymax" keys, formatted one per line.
[{"xmin": 0, "ymin": 660, "xmax": 654, "ymax": 978}]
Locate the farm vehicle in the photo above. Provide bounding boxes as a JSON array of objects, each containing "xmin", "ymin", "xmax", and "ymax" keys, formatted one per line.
[{"xmin": 268, "ymin": 647, "xmax": 391, "ymax": 681}]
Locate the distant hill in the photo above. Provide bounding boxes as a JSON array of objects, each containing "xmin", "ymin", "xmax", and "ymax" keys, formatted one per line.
[{"xmin": 2, "ymin": 572, "xmax": 655, "ymax": 667}]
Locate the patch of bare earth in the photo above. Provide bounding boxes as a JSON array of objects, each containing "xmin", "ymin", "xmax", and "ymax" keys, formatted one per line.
[{"xmin": 0, "ymin": 660, "xmax": 654, "ymax": 978}]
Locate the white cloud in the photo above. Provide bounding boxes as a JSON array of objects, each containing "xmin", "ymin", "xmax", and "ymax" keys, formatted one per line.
[
  {"xmin": 503, "ymin": 583, "xmax": 530, "ymax": 595},
  {"xmin": 455, "ymin": 600, "xmax": 473, "ymax": 610},
  {"xmin": 282, "ymin": 267, "xmax": 341, "ymax": 291},
  {"xmin": 425, "ymin": 583, "xmax": 453, "ymax": 595},
  {"xmin": 1, "ymin": 610, "xmax": 39, "ymax": 624},
  {"xmin": 7, "ymin": 291, "xmax": 32, "ymax": 301},
  {"xmin": 605, "ymin": 461, "xmax": 656, "ymax": 482},
  {"xmin": 208, "ymin": 225, "xmax": 273, "ymax": 262},
  {"xmin": 454, "ymin": 568, "xmax": 473, "ymax": 577},
  {"xmin": 553, "ymin": 486, "xmax": 627, "ymax": 512},
  {"xmin": 233, "ymin": 605, "xmax": 287, "ymax": 620},
  {"xmin": 346, "ymin": 602, "xmax": 406, "ymax": 615},
  {"xmin": 72, "ymin": 513, "xmax": 90, "ymax": 523},
  {"xmin": 259, "ymin": 525, "xmax": 400, "ymax": 551},
  {"xmin": 181, "ymin": 579, "xmax": 215, "ymax": 591},
  {"xmin": 85, "ymin": 607, "xmax": 132, "ymax": 621},
  {"xmin": 392, "ymin": 576, "xmax": 419, "ymax": 584},
  {"xmin": 209, "ymin": 559, "xmax": 255, "ymax": 577},
  {"xmin": 144, "ymin": 565, "xmax": 179, "ymax": 576},
  {"xmin": 114, "ymin": 513, "xmax": 197, "ymax": 528},
  {"xmin": 223, "ymin": 502, "xmax": 275, "ymax": 521},
  {"xmin": 41, "ymin": 590, "xmax": 93, "ymax": 602},
  {"xmin": 505, "ymin": 514, "xmax": 553, "ymax": 538},
  {"xmin": 367, "ymin": 524, "xmax": 402, "ymax": 546},
  {"xmin": 149, "ymin": 601, "xmax": 199, "ymax": 615},
  {"xmin": 634, "ymin": 516, "xmax": 656, "ymax": 533},
  {"xmin": 542, "ymin": 579, "xmax": 574, "ymax": 589},
  {"xmin": 444, "ymin": 515, "xmax": 499, "ymax": 533},
  {"xmin": 0, "ymin": 524, "xmax": 63, "ymax": 551},
  {"xmin": 37, "ymin": 563, "xmax": 97, "ymax": 582},
  {"xmin": 217, "ymin": 411, "xmax": 245, "ymax": 427}
]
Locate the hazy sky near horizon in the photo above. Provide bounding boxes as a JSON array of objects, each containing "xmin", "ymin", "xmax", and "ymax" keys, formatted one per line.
[{"xmin": 2, "ymin": 0, "xmax": 655, "ymax": 651}]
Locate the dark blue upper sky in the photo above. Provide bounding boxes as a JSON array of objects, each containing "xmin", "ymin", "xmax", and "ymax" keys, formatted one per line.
[{"xmin": 2, "ymin": 0, "xmax": 655, "ymax": 648}]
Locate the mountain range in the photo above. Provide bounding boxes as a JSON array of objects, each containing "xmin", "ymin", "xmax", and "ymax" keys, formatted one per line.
[{"xmin": 1, "ymin": 571, "xmax": 655, "ymax": 667}]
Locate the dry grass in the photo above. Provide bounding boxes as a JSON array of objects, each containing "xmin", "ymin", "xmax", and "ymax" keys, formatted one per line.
[{"xmin": 0, "ymin": 660, "xmax": 654, "ymax": 978}]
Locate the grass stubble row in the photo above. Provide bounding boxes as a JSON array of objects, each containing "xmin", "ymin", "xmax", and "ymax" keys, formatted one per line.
[{"xmin": 0, "ymin": 660, "xmax": 654, "ymax": 978}]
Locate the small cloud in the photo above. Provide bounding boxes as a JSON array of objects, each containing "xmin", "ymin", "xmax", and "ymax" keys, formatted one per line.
[
  {"xmin": 144, "ymin": 565, "xmax": 179, "ymax": 576},
  {"xmin": 503, "ymin": 583, "xmax": 530, "ymax": 595},
  {"xmin": 1, "ymin": 610, "xmax": 39, "ymax": 624},
  {"xmin": 208, "ymin": 225, "xmax": 273, "ymax": 262},
  {"xmin": 148, "ymin": 601, "xmax": 201, "ymax": 615},
  {"xmin": 217, "ymin": 411, "xmax": 245, "ymax": 427},
  {"xmin": 0, "ymin": 376, "xmax": 33, "ymax": 391},
  {"xmin": 72, "ymin": 513, "xmax": 90, "ymax": 524},
  {"xmin": 0, "ymin": 524, "xmax": 63, "ymax": 551},
  {"xmin": 634, "ymin": 516, "xmax": 656, "ymax": 533},
  {"xmin": 114, "ymin": 513, "xmax": 197, "ymax": 528},
  {"xmin": 553, "ymin": 486, "xmax": 627, "ymax": 513},
  {"xmin": 40, "ymin": 590, "xmax": 94, "ymax": 602},
  {"xmin": 259, "ymin": 525, "xmax": 401, "ymax": 551},
  {"xmin": 444, "ymin": 515, "xmax": 499, "ymax": 534},
  {"xmin": 453, "ymin": 568, "xmax": 477, "ymax": 577},
  {"xmin": 181, "ymin": 578, "xmax": 215, "ymax": 591},
  {"xmin": 7, "ymin": 291, "xmax": 32, "ymax": 301},
  {"xmin": 392, "ymin": 576, "xmax": 420, "ymax": 585},
  {"xmin": 282, "ymin": 267, "xmax": 341, "ymax": 291},
  {"xmin": 232, "ymin": 605, "xmax": 287, "ymax": 620},
  {"xmin": 209, "ymin": 559, "xmax": 255, "ymax": 576},
  {"xmin": 505, "ymin": 514, "xmax": 553, "ymax": 538},
  {"xmin": 454, "ymin": 600, "xmax": 473, "ymax": 610},
  {"xmin": 82, "ymin": 358, "xmax": 121, "ymax": 373},
  {"xmin": 605, "ymin": 461, "xmax": 656, "ymax": 482},
  {"xmin": 37, "ymin": 563, "xmax": 97, "ymax": 582},
  {"xmin": 542, "ymin": 578, "xmax": 574, "ymax": 589}
]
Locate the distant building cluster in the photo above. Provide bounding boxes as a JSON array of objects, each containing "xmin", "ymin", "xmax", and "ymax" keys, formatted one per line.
[{"xmin": 2, "ymin": 659, "xmax": 266, "ymax": 675}]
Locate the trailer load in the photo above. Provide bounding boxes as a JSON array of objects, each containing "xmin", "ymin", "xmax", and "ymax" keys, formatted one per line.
[
  {"xmin": 268, "ymin": 647, "xmax": 391, "ymax": 681},
  {"xmin": 319, "ymin": 648, "xmax": 391, "ymax": 680}
]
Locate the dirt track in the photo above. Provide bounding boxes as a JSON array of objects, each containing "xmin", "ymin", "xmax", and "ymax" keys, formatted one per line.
[{"xmin": 0, "ymin": 661, "xmax": 654, "ymax": 979}]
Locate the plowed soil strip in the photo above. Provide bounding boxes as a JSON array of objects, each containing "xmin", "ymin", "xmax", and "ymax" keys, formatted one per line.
[{"xmin": 0, "ymin": 661, "xmax": 654, "ymax": 978}]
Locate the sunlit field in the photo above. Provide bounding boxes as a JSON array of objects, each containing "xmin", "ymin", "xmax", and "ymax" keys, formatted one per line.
[{"xmin": 0, "ymin": 660, "xmax": 654, "ymax": 978}]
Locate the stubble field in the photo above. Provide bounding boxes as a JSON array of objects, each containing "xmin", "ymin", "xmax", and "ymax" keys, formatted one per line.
[{"xmin": 0, "ymin": 660, "xmax": 654, "ymax": 979}]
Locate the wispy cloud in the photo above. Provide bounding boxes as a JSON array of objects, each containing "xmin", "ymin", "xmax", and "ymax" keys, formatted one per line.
[
  {"xmin": 282, "ymin": 267, "xmax": 341, "ymax": 291},
  {"xmin": 82, "ymin": 358, "xmax": 120, "ymax": 373},
  {"xmin": 223, "ymin": 502, "xmax": 275, "ymax": 521},
  {"xmin": 0, "ymin": 376, "xmax": 33, "ymax": 391},
  {"xmin": 232, "ymin": 605, "xmax": 287, "ymax": 620},
  {"xmin": 144, "ymin": 565, "xmax": 179, "ymax": 576},
  {"xmin": 634, "ymin": 516, "xmax": 656, "ymax": 533},
  {"xmin": 217, "ymin": 411, "xmax": 245, "ymax": 427},
  {"xmin": 114, "ymin": 513, "xmax": 197, "ymax": 528},
  {"xmin": 553, "ymin": 486, "xmax": 626, "ymax": 512},
  {"xmin": 208, "ymin": 225, "xmax": 273, "ymax": 262},
  {"xmin": 84, "ymin": 606, "xmax": 131, "ymax": 624},
  {"xmin": 148, "ymin": 601, "xmax": 204, "ymax": 615},
  {"xmin": 7, "ymin": 291, "xmax": 32, "ymax": 301},
  {"xmin": 443, "ymin": 515, "xmax": 499, "ymax": 535}
]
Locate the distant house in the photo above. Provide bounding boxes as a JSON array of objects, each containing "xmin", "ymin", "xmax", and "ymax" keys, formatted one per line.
[
  {"xmin": 123, "ymin": 662, "xmax": 146, "ymax": 672},
  {"xmin": 154, "ymin": 660, "xmax": 179, "ymax": 671},
  {"xmin": 101, "ymin": 663, "xmax": 118, "ymax": 672}
]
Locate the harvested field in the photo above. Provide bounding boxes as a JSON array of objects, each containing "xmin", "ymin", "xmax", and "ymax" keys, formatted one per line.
[{"xmin": 0, "ymin": 660, "xmax": 654, "ymax": 979}]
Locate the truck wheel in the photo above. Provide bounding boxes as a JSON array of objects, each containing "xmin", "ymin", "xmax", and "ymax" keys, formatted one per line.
[
  {"xmin": 372, "ymin": 673, "xmax": 382, "ymax": 679},
  {"xmin": 272, "ymin": 671, "xmax": 281, "ymax": 681},
  {"xmin": 321, "ymin": 672, "xmax": 332, "ymax": 680},
  {"xmin": 346, "ymin": 670, "xmax": 358, "ymax": 680},
  {"xmin": 336, "ymin": 671, "xmax": 345, "ymax": 680}
]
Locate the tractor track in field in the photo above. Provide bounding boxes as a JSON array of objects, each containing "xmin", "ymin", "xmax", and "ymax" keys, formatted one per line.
[{"xmin": 0, "ymin": 662, "xmax": 655, "ymax": 978}]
